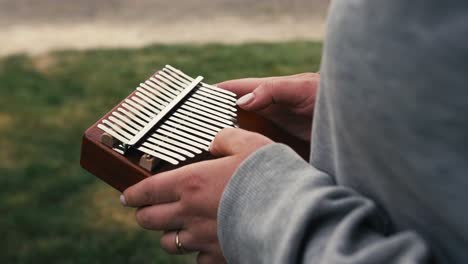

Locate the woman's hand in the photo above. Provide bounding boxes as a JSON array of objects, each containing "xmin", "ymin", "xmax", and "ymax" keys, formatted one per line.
[
  {"xmin": 217, "ymin": 73, "xmax": 319, "ymax": 141},
  {"xmin": 121, "ymin": 128, "xmax": 273, "ymax": 264}
]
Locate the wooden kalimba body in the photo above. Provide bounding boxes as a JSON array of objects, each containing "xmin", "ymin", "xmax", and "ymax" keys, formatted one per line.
[{"xmin": 80, "ymin": 65, "xmax": 309, "ymax": 192}]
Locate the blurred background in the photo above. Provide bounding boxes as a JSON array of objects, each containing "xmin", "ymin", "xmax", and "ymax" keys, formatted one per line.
[
  {"xmin": 0, "ymin": 0, "xmax": 328, "ymax": 263},
  {"xmin": 0, "ymin": 0, "xmax": 328, "ymax": 56}
]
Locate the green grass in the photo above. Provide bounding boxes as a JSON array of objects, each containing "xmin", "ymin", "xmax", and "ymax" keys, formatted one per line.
[{"xmin": 0, "ymin": 41, "xmax": 322, "ymax": 263}]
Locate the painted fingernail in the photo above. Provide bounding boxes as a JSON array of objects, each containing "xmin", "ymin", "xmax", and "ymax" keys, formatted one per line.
[
  {"xmin": 120, "ymin": 194, "xmax": 127, "ymax": 206},
  {"xmin": 237, "ymin": 93, "xmax": 255, "ymax": 106}
]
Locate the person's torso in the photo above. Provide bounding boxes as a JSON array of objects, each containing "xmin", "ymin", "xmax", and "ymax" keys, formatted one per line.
[{"xmin": 311, "ymin": 1, "xmax": 468, "ymax": 262}]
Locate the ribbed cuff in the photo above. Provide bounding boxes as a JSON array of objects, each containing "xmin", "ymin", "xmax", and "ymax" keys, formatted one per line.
[{"xmin": 217, "ymin": 143, "xmax": 308, "ymax": 261}]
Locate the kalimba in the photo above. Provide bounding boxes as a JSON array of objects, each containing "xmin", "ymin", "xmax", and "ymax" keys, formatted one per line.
[{"xmin": 80, "ymin": 65, "xmax": 309, "ymax": 192}]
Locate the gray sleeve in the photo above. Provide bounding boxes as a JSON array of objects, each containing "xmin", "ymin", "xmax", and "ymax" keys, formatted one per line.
[{"xmin": 217, "ymin": 143, "xmax": 430, "ymax": 264}]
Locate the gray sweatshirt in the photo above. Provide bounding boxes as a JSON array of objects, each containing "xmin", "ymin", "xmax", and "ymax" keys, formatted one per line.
[{"xmin": 218, "ymin": 1, "xmax": 468, "ymax": 263}]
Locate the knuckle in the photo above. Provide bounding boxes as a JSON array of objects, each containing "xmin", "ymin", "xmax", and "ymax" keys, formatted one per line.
[
  {"xmin": 230, "ymin": 129, "xmax": 254, "ymax": 149},
  {"xmin": 159, "ymin": 236, "xmax": 173, "ymax": 253},
  {"xmin": 243, "ymin": 132, "xmax": 258, "ymax": 143},
  {"xmin": 245, "ymin": 131, "xmax": 265, "ymax": 143},
  {"xmin": 127, "ymin": 178, "xmax": 158, "ymax": 206},
  {"xmin": 302, "ymin": 78, "xmax": 318, "ymax": 90},
  {"xmin": 181, "ymin": 171, "xmax": 205, "ymax": 194},
  {"xmin": 245, "ymin": 132, "xmax": 272, "ymax": 150},
  {"xmin": 263, "ymin": 80, "xmax": 277, "ymax": 88},
  {"xmin": 143, "ymin": 189, "xmax": 153, "ymax": 204},
  {"xmin": 210, "ymin": 128, "xmax": 236, "ymax": 153},
  {"xmin": 218, "ymin": 127, "xmax": 236, "ymax": 138},
  {"xmin": 214, "ymin": 128, "xmax": 232, "ymax": 140},
  {"xmin": 135, "ymin": 208, "xmax": 154, "ymax": 229},
  {"xmin": 209, "ymin": 140, "xmax": 219, "ymax": 154},
  {"xmin": 259, "ymin": 80, "xmax": 278, "ymax": 92}
]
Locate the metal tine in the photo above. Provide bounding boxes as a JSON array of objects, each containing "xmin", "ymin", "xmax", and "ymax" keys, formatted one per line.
[
  {"xmin": 191, "ymin": 93, "xmax": 237, "ymax": 113},
  {"xmin": 188, "ymin": 96, "xmax": 236, "ymax": 116},
  {"xmin": 142, "ymin": 80, "xmax": 177, "ymax": 100},
  {"xmin": 131, "ymin": 95, "xmax": 160, "ymax": 114},
  {"xmin": 142, "ymin": 142, "xmax": 186, "ymax": 161},
  {"xmin": 199, "ymin": 86, "xmax": 237, "ymax": 103},
  {"xmin": 155, "ymin": 129, "xmax": 206, "ymax": 153},
  {"xmin": 162, "ymin": 69, "xmax": 236, "ymax": 108},
  {"xmin": 146, "ymin": 137, "xmax": 195, "ymax": 158},
  {"xmin": 156, "ymin": 128, "xmax": 209, "ymax": 149},
  {"xmin": 195, "ymin": 89, "xmax": 237, "ymax": 107},
  {"xmin": 122, "ymin": 103, "xmax": 151, "ymax": 122},
  {"xmin": 169, "ymin": 116, "xmax": 218, "ymax": 137},
  {"xmin": 164, "ymin": 65, "xmax": 237, "ymax": 98},
  {"xmin": 123, "ymin": 101, "xmax": 153, "ymax": 121},
  {"xmin": 161, "ymin": 68, "xmax": 210, "ymax": 97},
  {"xmin": 172, "ymin": 112, "xmax": 221, "ymax": 133},
  {"xmin": 124, "ymin": 99, "xmax": 154, "ymax": 119},
  {"xmin": 108, "ymin": 116, "xmax": 139, "ymax": 135},
  {"xmin": 98, "ymin": 124, "xmax": 130, "ymax": 144},
  {"xmin": 161, "ymin": 68, "xmax": 235, "ymax": 105},
  {"xmin": 162, "ymin": 65, "xmax": 197, "ymax": 87},
  {"xmin": 116, "ymin": 107, "xmax": 148, "ymax": 127},
  {"xmin": 111, "ymin": 111, "xmax": 143, "ymax": 130},
  {"xmin": 162, "ymin": 68, "xmax": 236, "ymax": 108},
  {"xmin": 151, "ymin": 133, "xmax": 202, "ymax": 154},
  {"xmin": 176, "ymin": 109, "xmax": 234, "ymax": 129},
  {"xmin": 181, "ymin": 104, "xmax": 234, "ymax": 126},
  {"xmin": 163, "ymin": 67, "xmax": 191, "ymax": 84},
  {"xmin": 154, "ymin": 74, "xmax": 184, "ymax": 92},
  {"xmin": 166, "ymin": 120, "xmax": 215, "ymax": 141},
  {"xmin": 101, "ymin": 120, "xmax": 133, "ymax": 140},
  {"xmin": 134, "ymin": 92, "xmax": 166, "ymax": 111},
  {"xmin": 202, "ymin": 83, "xmax": 238, "ymax": 98},
  {"xmin": 159, "ymin": 67, "xmax": 191, "ymax": 88},
  {"xmin": 160, "ymin": 125, "xmax": 211, "ymax": 148},
  {"xmin": 144, "ymin": 80, "xmax": 179, "ymax": 98},
  {"xmin": 184, "ymin": 100, "xmax": 234, "ymax": 120},
  {"xmin": 137, "ymin": 86, "xmax": 172, "ymax": 105},
  {"xmin": 127, "ymin": 75, "xmax": 204, "ymax": 146},
  {"xmin": 158, "ymin": 71, "xmax": 189, "ymax": 90},
  {"xmin": 148, "ymin": 77, "xmax": 181, "ymax": 96},
  {"xmin": 138, "ymin": 146, "xmax": 179, "ymax": 165},
  {"xmin": 98, "ymin": 119, "xmax": 132, "ymax": 141}
]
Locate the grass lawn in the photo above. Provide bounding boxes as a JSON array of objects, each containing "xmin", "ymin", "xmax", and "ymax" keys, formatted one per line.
[{"xmin": 0, "ymin": 41, "xmax": 322, "ymax": 263}]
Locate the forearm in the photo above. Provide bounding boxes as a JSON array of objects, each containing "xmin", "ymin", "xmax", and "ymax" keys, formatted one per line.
[{"xmin": 217, "ymin": 144, "xmax": 430, "ymax": 263}]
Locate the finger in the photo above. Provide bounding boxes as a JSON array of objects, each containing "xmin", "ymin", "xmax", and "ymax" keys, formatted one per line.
[
  {"xmin": 122, "ymin": 169, "xmax": 183, "ymax": 207},
  {"xmin": 216, "ymin": 77, "xmax": 277, "ymax": 96},
  {"xmin": 210, "ymin": 128, "xmax": 272, "ymax": 157},
  {"xmin": 135, "ymin": 202, "xmax": 183, "ymax": 230},
  {"xmin": 216, "ymin": 74, "xmax": 314, "ymax": 96},
  {"xmin": 237, "ymin": 78, "xmax": 317, "ymax": 112},
  {"xmin": 160, "ymin": 230, "xmax": 198, "ymax": 254}
]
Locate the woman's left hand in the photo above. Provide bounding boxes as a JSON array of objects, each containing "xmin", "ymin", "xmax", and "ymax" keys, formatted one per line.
[{"xmin": 121, "ymin": 128, "xmax": 273, "ymax": 264}]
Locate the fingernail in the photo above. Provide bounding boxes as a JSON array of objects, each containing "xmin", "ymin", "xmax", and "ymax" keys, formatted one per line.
[
  {"xmin": 237, "ymin": 93, "xmax": 255, "ymax": 106},
  {"xmin": 120, "ymin": 194, "xmax": 127, "ymax": 206}
]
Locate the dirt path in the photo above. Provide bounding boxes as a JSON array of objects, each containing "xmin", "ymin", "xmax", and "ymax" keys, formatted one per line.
[{"xmin": 0, "ymin": 0, "xmax": 328, "ymax": 56}]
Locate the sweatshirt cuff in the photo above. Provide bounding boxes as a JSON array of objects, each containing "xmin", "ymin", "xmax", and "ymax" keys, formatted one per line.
[{"xmin": 217, "ymin": 143, "xmax": 314, "ymax": 260}]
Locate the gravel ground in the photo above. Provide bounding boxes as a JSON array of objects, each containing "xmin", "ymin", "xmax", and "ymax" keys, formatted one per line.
[{"xmin": 0, "ymin": 0, "xmax": 328, "ymax": 56}]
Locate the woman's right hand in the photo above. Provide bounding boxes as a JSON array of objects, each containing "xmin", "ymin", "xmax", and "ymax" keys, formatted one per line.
[{"xmin": 216, "ymin": 73, "xmax": 319, "ymax": 141}]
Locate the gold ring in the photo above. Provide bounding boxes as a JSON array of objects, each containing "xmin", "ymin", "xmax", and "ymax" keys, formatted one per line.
[{"xmin": 175, "ymin": 230, "xmax": 185, "ymax": 253}]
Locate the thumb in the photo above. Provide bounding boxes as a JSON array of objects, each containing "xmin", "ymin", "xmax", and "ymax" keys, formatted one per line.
[
  {"xmin": 216, "ymin": 77, "xmax": 277, "ymax": 97},
  {"xmin": 210, "ymin": 128, "xmax": 272, "ymax": 157},
  {"xmin": 236, "ymin": 78, "xmax": 316, "ymax": 111}
]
